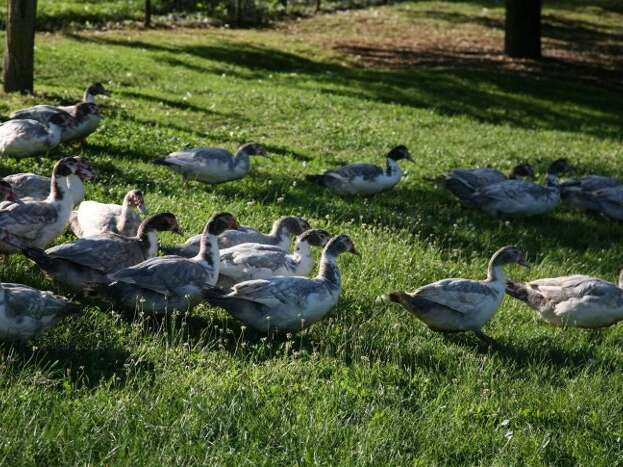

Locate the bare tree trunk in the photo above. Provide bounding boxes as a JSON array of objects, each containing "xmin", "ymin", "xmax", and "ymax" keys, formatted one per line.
[
  {"xmin": 144, "ymin": 0, "xmax": 152, "ymax": 27},
  {"xmin": 3, "ymin": 0, "xmax": 38, "ymax": 94},
  {"xmin": 315, "ymin": 0, "xmax": 321, "ymax": 13},
  {"xmin": 505, "ymin": 0, "xmax": 541, "ymax": 59}
]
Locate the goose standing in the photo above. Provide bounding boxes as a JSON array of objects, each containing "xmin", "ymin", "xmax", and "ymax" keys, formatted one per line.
[
  {"xmin": 3, "ymin": 158, "xmax": 89, "ymax": 206},
  {"xmin": 205, "ymin": 234, "xmax": 359, "ymax": 334},
  {"xmin": 70, "ymin": 189, "xmax": 147, "ymax": 238},
  {"xmin": 0, "ymin": 280, "xmax": 81, "ymax": 340},
  {"xmin": 385, "ymin": 246, "xmax": 528, "ymax": 343},
  {"xmin": 99, "ymin": 213, "xmax": 238, "ymax": 313},
  {"xmin": 430, "ymin": 163, "xmax": 535, "ymax": 199},
  {"xmin": 0, "ymin": 157, "xmax": 95, "ymax": 253},
  {"xmin": 450, "ymin": 159, "xmax": 572, "ymax": 217},
  {"xmin": 219, "ymin": 229, "xmax": 331, "ymax": 284},
  {"xmin": 507, "ymin": 273, "xmax": 623, "ymax": 328},
  {"xmin": 154, "ymin": 143, "xmax": 267, "ymax": 184},
  {"xmin": 22, "ymin": 213, "xmax": 182, "ymax": 292},
  {"xmin": 305, "ymin": 145, "xmax": 412, "ymax": 195},
  {"xmin": 10, "ymin": 83, "xmax": 109, "ymax": 143},
  {"xmin": 162, "ymin": 216, "xmax": 310, "ymax": 257},
  {"xmin": 0, "ymin": 114, "xmax": 71, "ymax": 158}
]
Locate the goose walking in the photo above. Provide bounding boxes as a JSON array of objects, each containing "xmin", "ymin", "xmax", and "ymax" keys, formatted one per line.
[
  {"xmin": 162, "ymin": 216, "xmax": 310, "ymax": 257},
  {"xmin": 154, "ymin": 143, "xmax": 267, "ymax": 184},
  {"xmin": 0, "ymin": 157, "xmax": 95, "ymax": 253},
  {"xmin": 70, "ymin": 189, "xmax": 147, "ymax": 237},
  {"xmin": 99, "ymin": 213, "xmax": 238, "ymax": 314},
  {"xmin": 219, "ymin": 229, "xmax": 331, "ymax": 284},
  {"xmin": 507, "ymin": 273, "xmax": 623, "ymax": 328},
  {"xmin": 385, "ymin": 246, "xmax": 528, "ymax": 343},
  {"xmin": 449, "ymin": 159, "xmax": 572, "ymax": 217},
  {"xmin": 22, "ymin": 213, "xmax": 182, "ymax": 292},
  {"xmin": 0, "ymin": 114, "xmax": 71, "ymax": 158},
  {"xmin": 205, "ymin": 234, "xmax": 359, "ymax": 334},
  {"xmin": 0, "ymin": 281, "xmax": 81, "ymax": 340},
  {"xmin": 306, "ymin": 145, "xmax": 412, "ymax": 195}
]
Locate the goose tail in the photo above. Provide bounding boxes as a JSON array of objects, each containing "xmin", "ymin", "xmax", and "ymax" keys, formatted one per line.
[
  {"xmin": 506, "ymin": 280, "xmax": 545, "ymax": 308},
  {"xmin": 442, "ymin": 177, "xmax": 478, "ymax": 204},
  {"xmin": 22, "ymin": 247, "xmax": 59, "ymax": 273}
]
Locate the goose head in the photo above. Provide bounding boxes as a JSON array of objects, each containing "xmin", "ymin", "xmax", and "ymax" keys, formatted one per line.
[
  {"xmin": 124, "ymin": 189, "xmax": 147, "ymax": 214},
  {"xmin": 86, "ymin": 82, "xmax": 110, "ymax": 98},
  {"xmin": 206, "ymin": 212, "xmax": 240, "ymax": 236},
  {"xmin": 0, "ymin": 181, "xmax": 17, "ymax": 202},
  {"xmin": 510, "ymin": 163, "xmax": 535, "ymax": 180},
  {"xmin": 73, "ymin": 157, "xmax": 96, "ymax": 181},
  {"xmin": 387, "ymin": 145, "xmax": 413, "ymax": 162},
  {"xmin": 324, "ymin": 234, "xmax": 360, "ymax": 257},
  {"xmin": 489, "ymin": 245, "xmax": 529, "ymax": 270},
  {"xmin": 297, "ymin": 229, "xmax": 331, "ymax": 248},
  {"xmin": 238, "ymin": 143, "xmax": 267, "ymax": 158},
  {"xmin": 273, "ymin": 216, "xmax": 311, "ymax": 237},
  {"xmin": 53, "ymin": 157, "xmax": 94, "ymax": 181},
  {"xmin": 138, "ymin": 212, "xmax": 182, "ymax": 236},
  {"xmin": 547, "ymin": 158, "xmax": 573, "ymax": 176}
]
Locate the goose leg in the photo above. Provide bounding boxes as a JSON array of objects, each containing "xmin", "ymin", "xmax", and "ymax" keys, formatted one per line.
[{"xmin": 474, "ymin": 330, "xmax": 496, "ymax": 346}]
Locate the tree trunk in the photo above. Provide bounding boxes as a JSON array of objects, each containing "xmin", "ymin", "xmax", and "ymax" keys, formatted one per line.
[
  {"xmin": 3, "ymin": 0, "xmax": 38, "ymax": 94},
  {"xmin": 505, "ymin": 0, "xmax": 542, "ymax": 59},
  {"xmin": 315, "ymin": 0, "xmax": 321, "ymax": 13},
  {"xmin": 144, "ymin": 0, "xmax": 151, "ymax": 28}
]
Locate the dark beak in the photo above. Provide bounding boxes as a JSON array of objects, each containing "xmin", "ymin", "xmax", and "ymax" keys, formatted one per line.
[
  {"xmin": 351, "ymin": 246, "xmax": 361, "ymax": 257},
  {"xmin": 172, "ymin": 225, "xmax": 184, "ymax": 236}
]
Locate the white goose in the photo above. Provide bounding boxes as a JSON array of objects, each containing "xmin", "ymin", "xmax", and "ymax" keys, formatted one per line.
[
  {"xmin": 0, "ymin": 114, "xmax": 71, "ymax": 158},
  {"xmin": 0, "ymin": 281, "xmax": 80, "ymax": 341},
  {"xmin": 305, "ymin": 145, "xmax": 412, "ymax": 195},
  {"xmin": 219, "ymin": 229, "xmax": 331, "ymax": 284},
  {"xmin": 99, "ymin": 213, "xmax": 238, "ymax": 314},
  {"xmin": 0, "ymin": 157, "xmax": 95, "ymax": 253},
  {"xmin": 154, "ymin": 143, "xmax": 267, "ymax": 184},
  {"xmin": 385, "ymin": 246, "xmax": 528, "ymax": 343},
  {"xmin": 162, "ymin": 216, "xmax": 310, "ymax": 257},
  {"xmin": 205, "ymin": 235, "xmax": 359, "ymax": 334},
  {"xmin": 70, "ymin": 189, "xmax": 147, "ymax": 238},
  {"xmin": 10, "ymin": 83, "xmax": 109, "ymax": 143},
  {"xmin": 507, "ymin": 273, "xmax": 623, "ymax": 328}
]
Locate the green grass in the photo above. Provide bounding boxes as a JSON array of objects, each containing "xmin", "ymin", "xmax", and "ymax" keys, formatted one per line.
[{"xmin": 0, "ymin": 1, "xmax": 623, "ymax": 464}]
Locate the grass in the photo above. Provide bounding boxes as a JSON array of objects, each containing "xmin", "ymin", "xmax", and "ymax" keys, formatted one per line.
[{"xmin": 0, "ymin": 1, "xmax": 623, "ymax": 464}]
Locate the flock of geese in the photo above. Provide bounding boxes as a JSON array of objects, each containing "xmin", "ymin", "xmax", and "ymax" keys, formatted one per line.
[{"xmin": 0, "ymin": 82, "xmax": 623, "ymax": 345}]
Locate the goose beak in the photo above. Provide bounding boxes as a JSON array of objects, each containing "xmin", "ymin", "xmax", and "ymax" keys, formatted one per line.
[
  {"xmin": 350, "ymin": 246, "xmax": 361, "ymax": 257},
  {"xmin": 518, "ymin": 258, "xmax": 530, "ymax": 269},
  {"xmin": 406, "ymin": 153, "xmax": 414, "ymax": 162},
  {"xmin": 172, "ymin": 225, "xmax": 184, "ymax": 236}
]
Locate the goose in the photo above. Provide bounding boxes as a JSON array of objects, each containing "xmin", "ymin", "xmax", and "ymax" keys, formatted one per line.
[
  {"xmin": 449, "ymin": 159, "xmax": 572, "ymax": 217},
  {"xmin": 219, "ymin": 229, "xmax": 331, "ymax": 284},
  {"xmin": 10, "ymin": 83, "xmax": 109, "ymax": 143},
  {"xmin": 154, "ymin": 143, "xmax": 267, "ymax": 184},
  {"xmin": 204, "ymin": 234, "xmax": 359, "ymax": 335},
  {"xmin": 22, "ymin": 213, "xmax": 182, "ymax": 292},
  {"xmin": 0, "ymin": 114, "xmax": 71, "ymax": 158},
  {"xmin": 161, "ymin": 216, "xmax": 311, "ymax": 257},
  {"xmin": 0, "ymin": 281, "xmax": 81, "ymax": 341},
  {"xmin": 560, "ymin": 175, "xmax": 622, "ymax": 213},
  {"xmin": 3, "ymin": 159, "xmax": 89, "ymax": 206},
  {"xmin": 384, "ymin": 246, "xmax": 528, "ymax": 344},
  {"xmin": 70, "ymin": 189, "xmax": 147, "ymax": 238},
  {"xmin": 305, "ymin": 145, "xmax": 412, "ymax": 195},
  {"xmin": 0, "ymin": 157, "xmax": 95, "ymax": 254},
  {"xmin": 99, "ymin": 213, "xmax": 239, "ymax": 314},
  {"xmin": 429, "ymin": 163, "xmax": 535, "ymax": 199},
  {"xmin": 507, "ymin": 273, "xmax": 623, "ymax": 329}
]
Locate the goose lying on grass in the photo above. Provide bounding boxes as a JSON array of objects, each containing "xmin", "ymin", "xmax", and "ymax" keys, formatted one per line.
[
  {"xmin": 0, "ymin": 157, "xmax": 95, "ymax": 253},
  {"xmin": 218, "ymin": 229, "xmax": 331, "ymax": 284},
  {"xmin": 10, "ymin": 83, "xmax": 109, "ymax": 143},
  {"xmin": 507, "ymin": 273, "xmax": 623, "ymax": 328},
  {"xmin": 154, "ymin": 143, "xmax": 267, "ymax": 184},
  {"xmin": 0, "ymin": 280, "xmax": 80, "ymax": 341},
  {"xmin": 98, "ymin": 213, "xmax": 238, "ymax": 314},
  {"xmin": 429, "ymin": 163, "xmax": 535, "ymax": 199},
  {"xmin": 22, "ymin": 213, "xmax": 182, "ymax": 292},
  {"xmin": 0, "ymin": 114, "xmax": 71, "ymax": 158},
  {"xmin": 205, "ymin": 234, "xmax": 359, "ymax": 335},
  {"xmin": 70, "ymin": 189, "xmax": 147, "ymax": 237},
  {"xmin": 306, "ymin": 145, "xmax": 412, "ymax": 196},
  {"xmin": 448, "ymin": 159, "xmax": 572, "ymax": 217},
  {"xmin": 385, "ymin": 246, "xmax": 529, "ymax": 344},
  {"xmin": 162, "ymin": 216, "xmax": 310, "ymax": 257}
]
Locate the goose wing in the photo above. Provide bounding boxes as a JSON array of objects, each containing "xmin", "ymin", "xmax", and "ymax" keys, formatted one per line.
[
  {"xmin": 9, "ymin": 105, "xmax": 67, "ymax": 124},
  {"xmin": 447, "ymin": 168, "xmax": 505, "ymax": 189},
  {"xmin": 326, "ymin": 163, "xmax": 384, "ymax": 182},
  {"xmin": 0, "ymin": 202, "xmax": 59, "ymax": 240},
  {"xmin": 2, "ymin": 282, "xmax": 75, "ymax": 318},
  {"xmin": 227, "ymin": 277, "xmax": 319, "ymax": 308},
  {"xmin": 413, "ymin": 279, "xmax": 499, "ymax": 315}
]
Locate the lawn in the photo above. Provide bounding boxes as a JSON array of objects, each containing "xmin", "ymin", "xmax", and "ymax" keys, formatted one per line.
[{"xmin": 0, "ymin": 1, "xmax": 623, "ymax": 464}]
